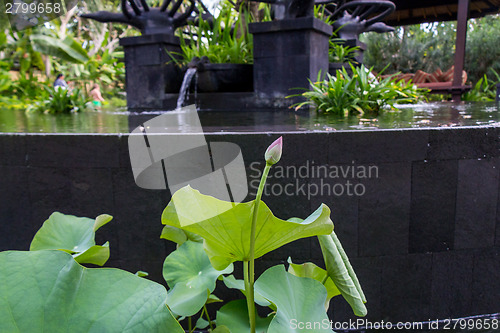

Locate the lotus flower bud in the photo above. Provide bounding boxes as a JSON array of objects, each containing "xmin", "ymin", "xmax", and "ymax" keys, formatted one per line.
[{"xmin": 265, "ymin": 137, "xmax": 283, "ymax": 165}]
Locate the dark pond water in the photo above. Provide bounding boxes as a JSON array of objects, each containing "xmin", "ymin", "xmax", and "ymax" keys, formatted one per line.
[{"xmin": 1, "ymin": 102, "xmax": 499, "ymax": 134}]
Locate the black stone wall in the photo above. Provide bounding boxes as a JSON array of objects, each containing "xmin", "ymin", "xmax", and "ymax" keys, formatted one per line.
[
  {"xmin": 1, "ymin": 127, "xmax": 499, "ymax": 323},
  {"xmin": 120, "ymin": 34, "xmax": 182, "ymax": 111},
  {"xmin": 250, "ymin": 17, "xmax": 332, "ymax": 99}
]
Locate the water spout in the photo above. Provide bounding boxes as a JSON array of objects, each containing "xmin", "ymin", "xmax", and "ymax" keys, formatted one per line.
[{"xmin": 177, "ymin": 68, "xmax": 197, "ymax": 109}]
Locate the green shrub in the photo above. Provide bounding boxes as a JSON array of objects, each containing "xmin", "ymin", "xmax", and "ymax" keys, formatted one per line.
[
  {"xmin": 329, "ymin": 40, "xmax": 360, "ymax": 64},
  {"xmin": 292, "ymin": 64, "xmax": 427, "ymax": 115},
  {"xmin": 27, "ymin": 87, "xmax": 93, "ymax": 114},
  {"xmin": 176, "ymin": 1, "xmax": 253, "ymax": 65}
]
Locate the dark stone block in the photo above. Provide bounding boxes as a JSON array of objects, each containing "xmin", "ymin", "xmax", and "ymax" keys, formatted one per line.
[
  {"xmin": 205, "ymin": 133, "xmax": 274, "ymax": 167},
  {"xmin": 426, "ymin": 127, "xmax": 500, "ymax": 160},
  {"xmin": 254, "ymin": 55, "xmax": 323, "ymax": 96},
  {"xmin": 431, "ymin": 251, "xmax": 473, "ymax": 319},
  {"xmin": 121, "ymin": 34, "xmax": 183, "ymax": 109},
  {"xmin": 28, "ymin": 167, "xmax": 74, "ymax": 225},
  {"xmin": 251, "ymin": 18, "xmax": 330, "ymax": 97},
  {"xmin": 26, "ymin": 135, "xmax": 120, "ymax": 168},
  {"xmin": 111, "ymin": 167, "xmax": 170, "ymax": 261},
  {"xmin": 263, "ymin": 238, "xmax": 312, "ymax": 262},
  {"xmin": 197, "ymin": 64, "xmax": 253, "ymax": 93},
  {"xmin": 119, "ymin": 33, "xmax": 180, "ymax": 47},
  {"xmin": 28, "ymin": 166, "xmax": 115, "ymax": 244},
  {"xmin": 410, "ymin": 160, "xmax": 458, "ymax": 253},
  {"xmin": 107, "ymin": 259, "xmax": 168, "ymax": 285},
  {"xmin": 358, "ymin": 162, "xmax": 411, "ymax": 257},
  {"xmin": 118, "ymin": 134, "xmax": 132, "ymax": 168},
  {"xmin": 0, "ymin": 134, "xmax": 26, "ymax": 166},
  {"xmin": 0, "ymin": 166, "xmax": 32, "ymax": 251},
  {"xmin": 455, "ymin": 159, "xmax": 498, "ymax": 249},
  {"xmin": 328, "ymin": 129, "xmax": 429, "ymax": 164},
  {"xmin": 281, "ymin": 133, "xmax": 330, "ymax": 166},
  {"xmin": 471, "ymin": 247, "xmax": 500, "ymax": 315},
  {"xmin": 249, "ymin": 17, "xmax": 332, "ymax": 35},
  {"xmin": 497, "ymin": 163, "xmax": 500, "ymax": 246},
  {"xmin": 193, "ymin": 92, "xmax": 296, "ymax": 112},
  {"xmin": 260, "ymin": 173, "xmax": 315, "ymax": 220},
  {"xmin": 380, "ymin": 254, "xmax": 433, "ymax": 322},
  {"xmin": 309, "ymin": 176, "xmax": 359, "ymax": 257},
  {"xmin": 253, "ymin": 31, "xmax": 316, "ymax": 58}
]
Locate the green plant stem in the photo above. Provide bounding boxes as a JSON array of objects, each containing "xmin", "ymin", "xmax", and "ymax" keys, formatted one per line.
[
  {"xmin": 243, "ymin": 260, "xmax": 254, "ymax": 332},
  {"xmin": 203, "ymin": 304, "xmax": 213, "ymax": 331},
  {"xmin": 245, "ymin": 163, "xmax": 271, "ymax": 333}
]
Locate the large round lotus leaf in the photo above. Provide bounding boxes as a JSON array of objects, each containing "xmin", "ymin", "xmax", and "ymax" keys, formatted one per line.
[
  {"xmin": 163, "ymin": 240, "xmax": 233, "ymax": 317},
  {"xmin": 0, "ymin": 250, "xmax": 183, "ymax": 333},
  {"xmin": 162, "ymin": 186, "xmax": 334, "ymax": 270},
  {"xmin": 30, "ymin": 212, "xmax": 113, "ymax": 266},
  {"xmin": 254, "ymin": 265, "xmax": 334, "ymax": 333}
]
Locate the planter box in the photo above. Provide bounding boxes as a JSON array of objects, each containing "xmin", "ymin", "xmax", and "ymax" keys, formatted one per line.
[{"xmin": 197, "ymin": 64, "xmax": 253, "ymax": 93}]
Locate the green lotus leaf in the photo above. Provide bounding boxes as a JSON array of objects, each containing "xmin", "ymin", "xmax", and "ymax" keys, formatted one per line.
[
  {"xmin": 254, "ymin": 265, "xmax": 334, "ymax": 333},
  {"xmin": 207, "ymin": 294, "xmax": 223, "ymax": 304},
  {"xmin": 163, "ymin": 240, "xmax": 233, "ymax": 317},
  {"xmin": 212, "ymin": 326, "xmax": 231, "ymax": 333},
  {"xmin": 161, "ymin": 186, "xmax": 334, "ymax": 270},
  {"xmin": 93, "ymin": 214, "xmax": 113, "ymax": 232},
  {"xmin": 318, "ymin": 232, "xmax": 367, "ymax": 317},
  {"xmin": 0, "ymin": 250, "xmax": 183, "ymax": 333},
  {"xmin": 216, "ymin": 299, "xmax": 273, "ymax": 333},
  {"xmin": 287, "ymin": 258, "xmax": 341, "ymax": 310},
  {"xmin": 30, "ymin": 212, "xmax": 112, "ymax": 266},
  {"xmin": 72, "ymin": 242, "xmax": 109, "ymax": 266},
  {"xmin": 222, "ymin": 275, "xmax": 272, "ymax": 307},
  {"xmin": 160, "ymin": 225, "xmax": 203, "ymax": 245},
  {"xmin": 196, "ymin": 317, "xmax": 209, "ymax": 329}
]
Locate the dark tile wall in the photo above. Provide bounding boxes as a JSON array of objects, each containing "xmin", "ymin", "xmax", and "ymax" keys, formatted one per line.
[{"xmin": 0, "ymin": 126, "xmax": 499, "ymax": 323}]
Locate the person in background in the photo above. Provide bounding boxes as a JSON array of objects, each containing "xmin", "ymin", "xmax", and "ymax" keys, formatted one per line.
[
  {"xmin": 53, "ymin": 73, "xmax": 68, "ymax": 90},
  {"xmin": 89, "ymin": 83, "xmax": 105, "ymax": 108}
]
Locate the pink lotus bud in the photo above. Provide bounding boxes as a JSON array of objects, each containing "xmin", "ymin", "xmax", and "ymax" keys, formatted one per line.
[{"xmin": 265, "ymin": 137, "xmax": 283, "ymax": 165}]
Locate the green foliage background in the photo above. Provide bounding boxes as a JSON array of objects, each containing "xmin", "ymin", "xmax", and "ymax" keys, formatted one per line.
[{"xmin": 362, "ymin": 15, "xmax": 500, "ymax": 85}]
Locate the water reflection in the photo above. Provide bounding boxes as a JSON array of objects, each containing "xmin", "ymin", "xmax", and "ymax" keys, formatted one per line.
[
  {"xmin": 0, "ymin": 102, "xmax": 499, "ymax": 134},
  {"xmin": 0, "ymin": 107, "xmax": 129, "ymax": 133}
]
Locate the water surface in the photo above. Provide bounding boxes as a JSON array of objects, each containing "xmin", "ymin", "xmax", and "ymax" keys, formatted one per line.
[{"xmin": 1, "ymin": 102, "xmax": 499, "ymax": 134}]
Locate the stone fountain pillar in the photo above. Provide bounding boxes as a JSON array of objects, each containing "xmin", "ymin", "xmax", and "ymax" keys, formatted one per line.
[
  {"xmin": 119, "ymin": 34, "xmax": 182, "ymax": 111},
  {"xmin": 249, "ymin": 17, "xmax": 332, "ymax": 100}
]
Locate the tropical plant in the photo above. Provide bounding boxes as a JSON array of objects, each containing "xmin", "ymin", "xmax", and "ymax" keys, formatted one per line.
[
  {"xmin": 176, "ymin": 1, "xmax": 253, "ymax": 65},
  {"xmin": 27, "ymin": 86, "xmax": 93, "ymax": 113},
  {"xmin": 0, "ymin": 138, "xmax": 367, "ymax": 333},
  {"xmin": 161, "ymin": 137, "xmax": 367, "ymax": 332},
  {"xmin": 329, "ymin": 39, "xmax": 360, "ymax": 64},
  {"xmin": 462, "ymin": 69, "xmax": 500, "ymax": 102},
  {"xmin": 0, "ymin": 1, "xmax": 131, "ymax": 110},
  {"xmin": 292, "ymin": 64, "xmax": 427, "ymax": 115}
]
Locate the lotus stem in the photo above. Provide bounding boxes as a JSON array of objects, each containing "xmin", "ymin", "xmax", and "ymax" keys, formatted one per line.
[{"xmin": 245, "ymin": 163, "xmax": 271, "ymax": 333}]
